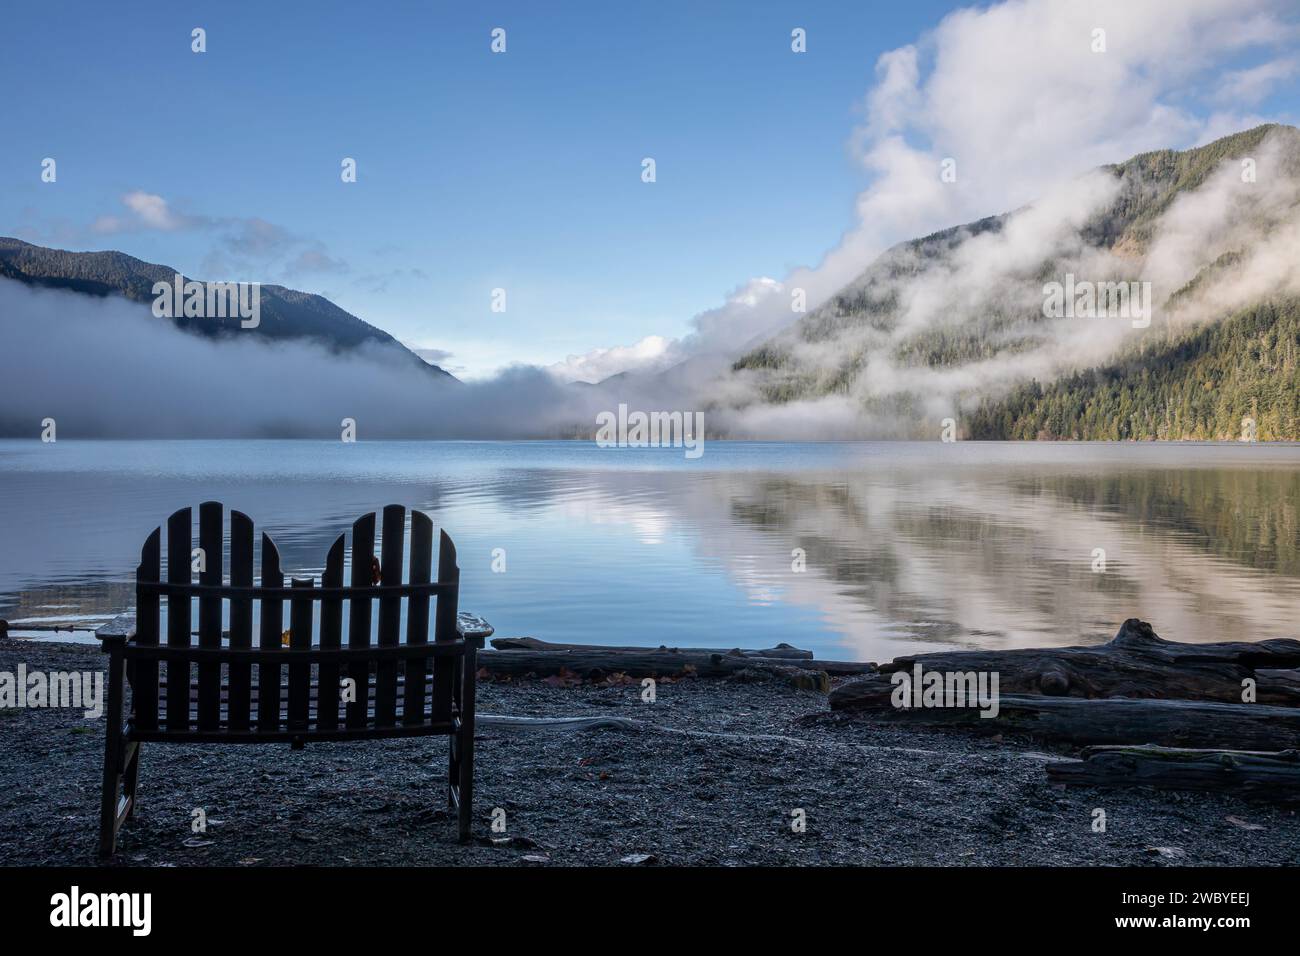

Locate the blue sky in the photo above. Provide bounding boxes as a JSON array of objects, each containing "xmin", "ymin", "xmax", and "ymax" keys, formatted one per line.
[{"xmin": 3, "ymin": 0, "xmax": 1298, "ymax": 379}]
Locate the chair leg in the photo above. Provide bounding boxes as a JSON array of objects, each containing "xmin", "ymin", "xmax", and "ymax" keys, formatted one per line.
[
  {"xmin": 457, "ymin": 724, "xmax": 475, "ymax": 843},
  {"xmin": 123, "ymin": 742, "xmax": 141, "ymax": 820},
  {"xmin": 457, "ymin": 647, "xmax": 477, "ymax": 844},
  {"xmin": 98, "ymin": 744, "xmax": 121, "ymax": 859},
  {"xmin": 98, "ymin": 648, "xmax": 126, "ymax": 859},
  {"xmin": 448, "ymin": 734, "xmax": 460, "ymax": 809},
  {"xmin": 448, "ymin": 656, "xmax": 460, "ymax": 809}
]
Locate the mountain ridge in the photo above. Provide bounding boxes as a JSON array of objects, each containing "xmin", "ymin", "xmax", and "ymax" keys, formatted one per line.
[
  {"xmin": 713, "ymin": 123, "xmax": 1300, "ymax": 439},
  {"xmin": 0, "ymin": 237, "xmax": 456, "ymax": 381}
]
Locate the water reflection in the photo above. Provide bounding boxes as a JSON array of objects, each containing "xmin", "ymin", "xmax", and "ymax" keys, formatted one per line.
[{"xmin": 0, "ymin": 440, "xmax": 1296, "ymax": 661}]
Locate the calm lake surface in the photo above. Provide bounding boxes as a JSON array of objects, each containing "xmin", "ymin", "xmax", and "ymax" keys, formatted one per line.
[{"xmin": 0, "ymin": 440, "xmax": 1297, "ymax": 662}]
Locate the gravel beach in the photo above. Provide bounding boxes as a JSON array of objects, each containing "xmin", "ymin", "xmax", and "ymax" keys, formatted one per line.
[{"xmin": 2, "ymin": 638, "xmax": 1297, "ymax": 867}]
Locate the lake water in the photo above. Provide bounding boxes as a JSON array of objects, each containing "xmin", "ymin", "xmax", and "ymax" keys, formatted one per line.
[{"xmin": 0, "ymin": 440, "xmax": 1297, "ymax": 662}]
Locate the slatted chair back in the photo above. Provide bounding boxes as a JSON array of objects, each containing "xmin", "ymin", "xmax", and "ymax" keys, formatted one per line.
[{"xmin": 123, "ymin": 501, "xmax": 462, "ymax": 743}]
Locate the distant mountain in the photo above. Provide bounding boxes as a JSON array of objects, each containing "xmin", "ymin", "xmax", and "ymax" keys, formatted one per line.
[
  {"xmin": 719, "ymin": 124, "xmax": 1300, "ymax": 439},
  {"xmin": 0, "ymin": 238, "xmax": 456, "ymax": 380}
]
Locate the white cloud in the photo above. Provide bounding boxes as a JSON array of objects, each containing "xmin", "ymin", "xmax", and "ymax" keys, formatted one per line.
[
  {"xmin": 546, "ymin": 334, "xmax": 680, "ymax": 383},
  {"xmin": 406, "ymin": 345, "xmax": 454, "ymax": 366},
  {"xmin": 1217, "ymin": 56, "xmax": 1299, "ymax": 104},
  {"xmin": 835, "ymin": 0, "xmax": 1295, "ymax": 278},
  {"xmin": 122, "ymin": 191, "xmax": 185, "ymax": 230},
  {"xmin": 282, "ymin": 247, "xmax": 350, "ymax": 279},
  {"xmin": 613, "ymin": 0, "xmax": 1300, "ymax": 395},
  {"xmin": 92, "ymin": 191, "xmax": 198, "ymax": 233},
  {"xmin": 88, "ymin": 192, "xmax": 354, "ymax": 284}
]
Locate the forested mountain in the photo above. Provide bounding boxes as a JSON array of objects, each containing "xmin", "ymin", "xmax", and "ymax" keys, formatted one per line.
[
  {"xmin": 966, "ymin": 297, "xmax": 1300, "ymax": 440},
  {"xmin": 0, "ymin": 238, "xmax": 455, "ymax": 380},
  {"xmin": 720, "ymin": 125, "xmax": 1300, "ymax": 439}
]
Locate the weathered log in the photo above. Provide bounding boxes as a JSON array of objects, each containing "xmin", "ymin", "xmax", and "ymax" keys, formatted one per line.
[
  {"xmin": 1255, "ymin": 669, "xmax": 1300, "ymax": 704},
  {"xmin": 740, "ymin": 657, "xmax": 875, "ymax": 677},
  {"xmin": 477, "ymin": 646, "xmax": 799, "ymax": 680},
  {"xmin": 2, "ymin": 620, "xmax": 93, "ymax": 635},
  {"xmin": 849, "ymin": 694, "xmax": 1300, "ymax": 750},
  {"xmin": 491, "ymin": 636, "xmax": 815, "ymax": 660},
  {"xmin": 830, "ymin": 618, "xmax": 1300, "ymax": 711},
  {"xmin": 1046, "ymin": 745, "xmax": 1300, "ymax": 802},
  {"xmin": 476, "ymin": 646, "xmax": 869, "ymax": 687},
  {"xmin": 480, "ymin": 646, "xmax": 874, "ymax": 680}
]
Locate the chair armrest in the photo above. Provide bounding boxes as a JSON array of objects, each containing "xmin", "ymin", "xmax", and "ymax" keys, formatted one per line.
[
  {"xmin": 95, "ymin": 613, "xmax": 137, "ymax": 650},
  {"xmin": 456, "ymin": 611, "xmax": 494, "ymax": 648}
]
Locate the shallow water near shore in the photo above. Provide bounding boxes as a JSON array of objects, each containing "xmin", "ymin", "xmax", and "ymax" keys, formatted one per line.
[{"xmin": 0, "ymin": 439, "xmax": 1297, "ymax": 662}]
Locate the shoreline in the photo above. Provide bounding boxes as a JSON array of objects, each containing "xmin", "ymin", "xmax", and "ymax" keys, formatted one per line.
[{"xmin": 2, "ymin": 639, "xmax": 1297, "ymax": 866}]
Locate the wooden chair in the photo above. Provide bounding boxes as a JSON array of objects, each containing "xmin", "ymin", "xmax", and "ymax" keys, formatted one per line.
[{"xmin": 95, "ymin": 502, "xmax": 493, "ymax": 858}]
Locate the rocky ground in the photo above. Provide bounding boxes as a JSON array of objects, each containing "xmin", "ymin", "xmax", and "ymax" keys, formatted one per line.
[{"xmin": 2, "ymin": 638, "xmax": 1297, "ymax": 866}]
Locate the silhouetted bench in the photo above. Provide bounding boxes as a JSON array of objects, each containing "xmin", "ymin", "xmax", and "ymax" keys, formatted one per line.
[{"xmin": 95, "ymin": 502, "xmax": 493, "ymax": 858}]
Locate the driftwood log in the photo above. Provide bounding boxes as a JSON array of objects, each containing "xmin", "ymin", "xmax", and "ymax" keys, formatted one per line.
[
  {"xmin": 478, "ymin": 643, "xmax": 874, "ymax": 687},
  {"xmin": 830, "ymin": 618, "xmax": 1300, "ymax": 710},
  {"xmin": 478, "ymin": 642, "xmax": 873, "ymax": 686},
  {"xmin": 1046, "ymin": 745, "xmax": 1300, "ymax": 803},
  {"xmin": 1255, "ymin": 669, "xmax": 1300, "ymax": 704},
  {"xmin": 2, "ymin": 620, "xmax": 90, "ymax": 635},
  {"xmin": 848, "ymin": 694, "xmax": 1300, "ymax": 749},
  {"xmin": 491, "ymin": 636, "xmax": 815, "ymax": 660}
]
